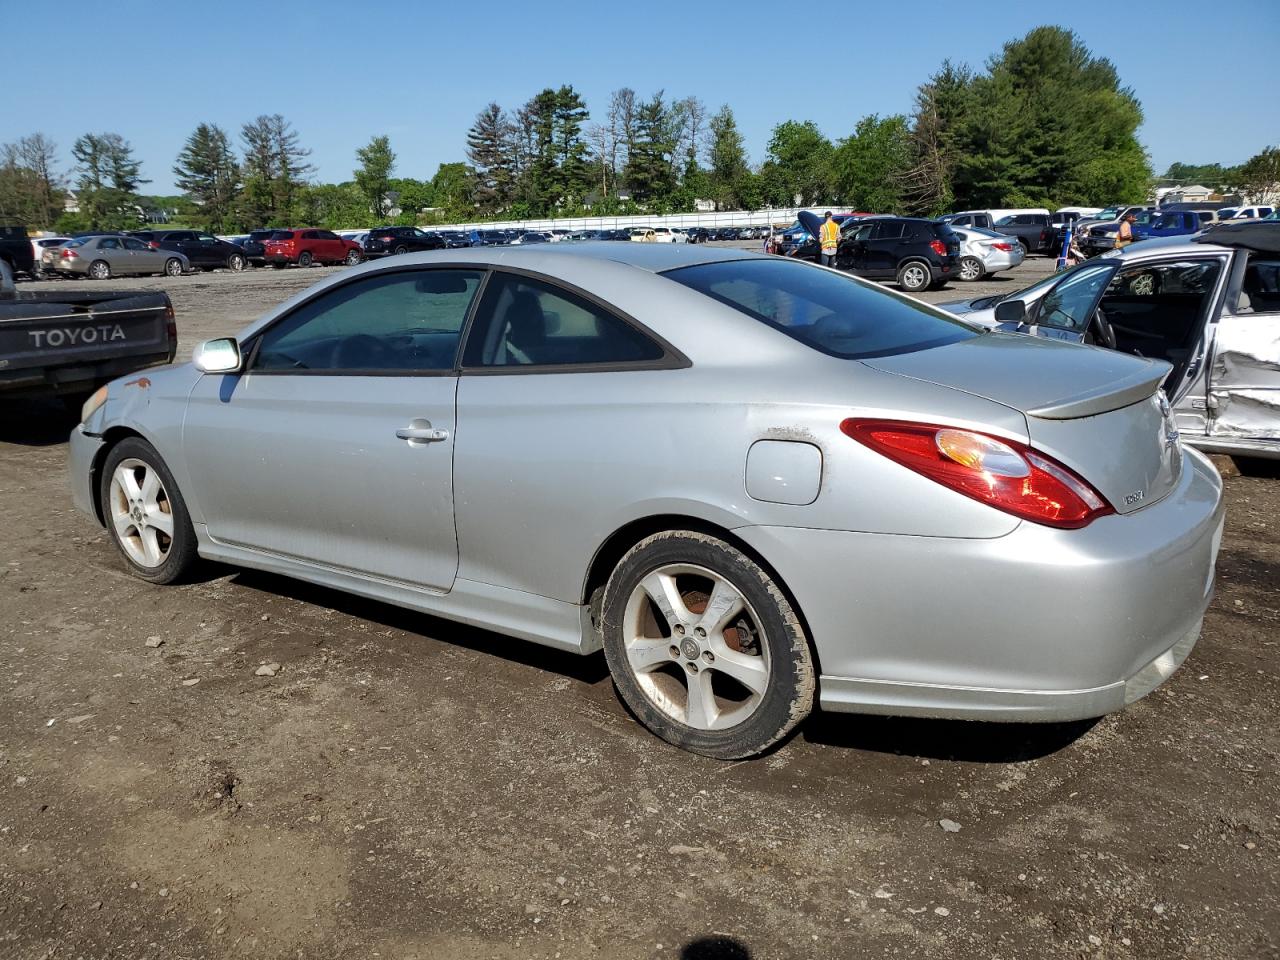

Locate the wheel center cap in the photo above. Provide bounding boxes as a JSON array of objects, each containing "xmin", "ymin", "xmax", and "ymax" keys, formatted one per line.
[{"xmin": 680, "ymin": 638, "xmax": 699, "ymax": 660}]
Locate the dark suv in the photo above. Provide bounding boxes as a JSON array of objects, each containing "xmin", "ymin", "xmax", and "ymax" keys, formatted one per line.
[
  {"xmin": 989, "ymin": 214, "xmax": 1054, "ymax": 255},
  {"xmin": 362, "ymin": 226, "xmax": 446, "ymax": 258},
  {"xmin": 128, "ymin": 230, "xmax": 249, "ymax": 271},
  {"xmin": 834, "ymin": 217, "xmax": 961, "ymax": 292}
]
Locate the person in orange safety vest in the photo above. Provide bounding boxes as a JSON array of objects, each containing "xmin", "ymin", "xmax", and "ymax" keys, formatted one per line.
[{"xmin": 819, "ymin": 211, "xmax": 840, "ymax": 266}]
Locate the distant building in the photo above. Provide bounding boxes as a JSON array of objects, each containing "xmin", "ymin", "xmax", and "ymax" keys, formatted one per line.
[{"xmin": 1163, "ymin": 184, "xmax": 1215, "ymax": 204}]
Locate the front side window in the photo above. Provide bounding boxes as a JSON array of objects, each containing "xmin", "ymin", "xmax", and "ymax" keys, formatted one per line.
[
  {"xmin": 1035, "ymin": 263, "xmax": 1116, "ymax": 331},
  {"xmin": 253, "ymin": 269, "xmax": 484, "ymax": 373},
  {"xmin": 463, "ymin": 273, "xmax": 665, "ymax": 368},
  {"xmin": 666, "ymin": 257, "xmax": 978, "ymax": 360},
  {"xmin": 123, "ymin": 238, "xmax": 149, "ymax": 251},
  {"xmin": 99, "ymin": 237, "xmax": 121, "ymax": 250}
]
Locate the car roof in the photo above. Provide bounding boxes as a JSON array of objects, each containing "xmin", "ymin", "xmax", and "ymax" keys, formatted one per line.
[{"xmin": 1108, "ymin": 234, "xmax": 1232, "ymax": 259}]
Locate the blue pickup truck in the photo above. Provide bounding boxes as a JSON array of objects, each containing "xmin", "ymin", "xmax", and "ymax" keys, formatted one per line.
[{"xmin": 1134, "ymin": 209, "xmax": 1217, "ymax": 241}]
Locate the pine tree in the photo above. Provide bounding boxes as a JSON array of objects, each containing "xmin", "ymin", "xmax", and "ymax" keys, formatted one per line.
[
  {"xmin": 239, "ymin": 114, "xmax": 312, "ymax": 226},
  {"xmin": 72, "ymin": 133, "xmax": 148, "ymax": 230},
  {"xmin": 467, "ymin": 103, "xmax": 515, "ymax": 213},
  {"xmin": 173, "ymin": 123, "xmax": 241, "ymax": 232},
  {"xmin": 552, "ymin": 85, "xmax": 590, "ymax": 207},
  {"xmin": 708, "ymin": 105, "xmax": 748, "ymax": 210},
  {"xmin": 625, "ymin": 93, "xmax": 676, "ymax": 206}
]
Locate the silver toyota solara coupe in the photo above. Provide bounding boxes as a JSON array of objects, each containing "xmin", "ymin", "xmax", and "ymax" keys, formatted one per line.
[{"xmin": 68, "ymin": 244, "xmax": 1225, "ymax": 759}]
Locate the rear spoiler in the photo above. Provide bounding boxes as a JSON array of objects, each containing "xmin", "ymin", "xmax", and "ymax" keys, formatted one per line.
[{"xmin": 1026, "ymin": 360, "xmax": 1171, "ymax": 420}]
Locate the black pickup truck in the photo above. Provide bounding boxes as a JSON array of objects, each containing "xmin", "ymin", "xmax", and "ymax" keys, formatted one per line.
[
  {"xmin": 0, "ymin": 264, "xmax": 176, "ymax": 406},
  {"xmin": 0, "ymin": 225, "xmax": 36, "ymax": 279}
]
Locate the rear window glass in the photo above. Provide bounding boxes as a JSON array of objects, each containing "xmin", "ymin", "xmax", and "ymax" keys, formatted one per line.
[
  {"xmin": 269, "ymin": 231, "xmax": 294, "ymax": 240},
  {"xmin": 665, "ymin": 258, "xmax": 978, "ymax": 360}
]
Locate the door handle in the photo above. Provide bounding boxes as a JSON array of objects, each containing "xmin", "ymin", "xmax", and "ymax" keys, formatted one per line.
[{"xmin": 396, "ymin": 419, "xmax": 449, "ymax": 444}]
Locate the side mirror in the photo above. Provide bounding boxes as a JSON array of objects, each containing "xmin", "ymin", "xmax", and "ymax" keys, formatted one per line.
[
  {"xmin": 994, "ymin": 299, "xmax": 1027, "ymax": 325},
  {"xmin": 193, "ymin": 338, "xmax": 242, "ymax": 374}
]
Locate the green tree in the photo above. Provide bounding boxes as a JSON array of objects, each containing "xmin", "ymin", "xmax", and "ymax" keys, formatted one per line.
[
  {"xmin": 292, "ymin": 182, "xmax": 367, "ymax": 230},
  {"xmin": 1238, "ymin": 146, "xmax": 1280, "ymax": 203},
  {"xmin": 0, "ymin": 133, "xmax": 64, "ymax": 228},
  {"xmin": 431, "ymin": 162, "xmax": 472, "ymax": 220},
  {"xmin": 71, "ymin": 132, "xmax": 149, "ymax": 230},
  {"xmin": 900, "ymin": 61, "xmax": 974, "ymax": 215},
  {"xmin": 239, "ymin": 114, "xmax": 312, "ymax": 226},
  {"xmin": 173, "ymin": 123, "xmax": 240, "ymax": 232},
  {"xmin": 624, "ymin": 92, "xmax": 677, "ymax": 205},
  {"xmin": 388, "ymin": 177, "xmax": 434, "ymax": 225},
  {"xmin": 467, "ymin": 103, "xmax": 515, "ymax": 213},
  {"xmin": 354, "ymin": 135, "xmax": 396, "ymax": 220},
  {"xmin": 952, "ymin": 26, "xmax": 1150, "ymax": 208},
  {"xmin": 758, "ymin": 120, "xmax": 833, "ymax": 206},
  {"xmin": 552, "ymin": 85, "xmax": 591, "ymax": 207},
  {"xmin": 832, "ymin": 114, "xmax": 913, "ymax": 212},
  {"xmin": 707, "ymin": 105, "xmax": 750, "ymax": 210}
]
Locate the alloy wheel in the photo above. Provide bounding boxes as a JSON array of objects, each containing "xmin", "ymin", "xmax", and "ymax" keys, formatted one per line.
[
  {"xmin": 108, "ymin": 458, "xmax": 174, "ymax": 568},
  {"xmin": 902, "ymin": 264, "xmax": 927, "ymax": 289},
  {"xmin": 621, "ymin": 563, "xmax": 770, "ymax": 731},
  {"xmin": 89, "ymin": 261, "xmax": 110, "ymax": 280}
]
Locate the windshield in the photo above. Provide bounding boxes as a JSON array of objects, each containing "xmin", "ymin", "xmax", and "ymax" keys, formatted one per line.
[
  {"xmin": 1095, "ymin": 207, "xmax": 1121, "ymax": 220},
  {"xmin": 994, "ymin": 215, "xmax": 1017, "ymax": 226},
  {"xmin": 665, "ymin": 258, "xmax": 978, "ymax": 360},
  {"xmin": 1151, "ymin": 214, "xmax": 1182, "ymax": 229},
  {"xmin": 268, "ymin": 231, "xmax": 294, "ymax": 240},
  {"xmin": 1218, "ymin": 209, "xmax": 1238, "ymax": 220}
]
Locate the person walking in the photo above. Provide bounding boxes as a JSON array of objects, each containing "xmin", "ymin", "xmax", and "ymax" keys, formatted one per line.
[
  {"xmin": 819, "ymin": 211, "xmax": 840, "ymax": 266},
  {"xmin": 1114, "ymin": 212, "xmax": 1137, "ymax": 251}
]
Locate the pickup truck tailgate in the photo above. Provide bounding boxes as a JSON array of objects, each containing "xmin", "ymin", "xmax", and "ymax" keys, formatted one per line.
[{"xmin": 0, "ymin": 295, "xmax": 172, "ymax": 374}]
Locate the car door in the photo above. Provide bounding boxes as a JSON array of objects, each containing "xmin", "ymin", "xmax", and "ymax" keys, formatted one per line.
[
  {"xmin": 314, "ymin": 230, "xmax": 341, "ymax": 261},
  {"xmin": 1203, "ymin": 253, "xmax": 1280, "ymax": 444},
  {"xmin": 865, "ymin": 221, "xmax": 907, "ymax": 276},
  {"xmin": 1022, "ymin": 262, "xmax": 1118, "ymax": 344},
  {"xmin": 95, "ymin": 236, "xmax": 127, "ymax": 273},
  {"xmin": 122, "ymin": 236, "xmax": 162, "ymax": 274},
  {"xmin": 453, "ymin": 270, "xmax": 683, "ymax": 601},
  {"xmin": 181, "ymin": 266, "xmax": 486, "ymax": 590},
  {"xmin": 835, "ymin": 222, "xmax": 875, "ymax": 273},
  {"xmin": 196, "ymin": 234, "xmax": 225, "ymax": 267}
]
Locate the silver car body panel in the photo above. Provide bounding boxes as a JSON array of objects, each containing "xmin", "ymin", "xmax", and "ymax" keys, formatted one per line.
[{"xmin": 69, "ymin": 244, "xmax": 1225, "ymax": 722}]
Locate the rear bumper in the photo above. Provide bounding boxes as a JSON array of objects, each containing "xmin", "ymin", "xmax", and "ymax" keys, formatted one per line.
[
  {"xmin": 0, "ymin": 351, "xmax": 172, "ymax": 398},
  {"xmin": 736, "ymin": 447, "xmax": 1224, "ymax": 722}
]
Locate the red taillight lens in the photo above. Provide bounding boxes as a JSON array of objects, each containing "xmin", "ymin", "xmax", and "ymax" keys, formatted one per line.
[
  {"xmin": 840, "ymin": 419, "xmax": 1113, "ymax": 529},
  {"xmin": 992, "ymin": 242, "xmax": 1012, "ymax": 251},
  {"xmin": 929, "ymin": 239, "xmax": 947, "ymax": 257},
  {"xmin": 62, "ymin": 249, "xmax": 77, "ymax": 258},
  {"xmin": 148, "ymin": 241, "xmax": 159, "ymax": 249}
]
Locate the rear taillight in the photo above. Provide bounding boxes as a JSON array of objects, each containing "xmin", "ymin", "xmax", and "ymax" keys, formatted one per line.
[
  {"xmin": 62, "ymin": 249, "xmax": 78, "ymax": 259},
  {"xmin": 929, "ymin": 239, "xmax": 947, "ymax": 257},
  {"xmin": 840, "ymin": 419, "xmax": 1113, "ymax": 529},
  {"xmin": 164, "ymin": 303, "xmax": 177, "ymax": 358},
  {"xmin": 992, "ymin": 242, "xmax": 1013, "ymax": 252},
  {"xmin": 148, "ymin": 241, "xmax": 159, "ymax": 249}
]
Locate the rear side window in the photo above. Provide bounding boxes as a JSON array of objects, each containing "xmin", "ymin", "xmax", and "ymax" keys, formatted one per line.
[
  {"xmin": 873, "ymin": 221, "xmax": 907, "ymax": 240},
  {"xmin": 666, "ymin": 258, "xmax": 978, "ymax": 360},
  {"xmin": 463, "ymin": 273, "xmax": 666, "ymax": 368}
]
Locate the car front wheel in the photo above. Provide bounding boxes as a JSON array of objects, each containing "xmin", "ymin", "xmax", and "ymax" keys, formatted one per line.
[
  {"xmin": 345, "ymin": 248, "xmax": 361, "ymax": 266},
  {"xmin": 600, "ymin": 531, "xmax": 815, "ymax": 759},
  {"xmin": 100, "ymin": 437, "xmax": 198, "ymax": 584}
]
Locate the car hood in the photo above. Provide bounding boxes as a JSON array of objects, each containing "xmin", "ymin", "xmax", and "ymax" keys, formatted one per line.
[{"xmin": 860, "ymin": 332, "xmax": 1169, "ymax": 420}]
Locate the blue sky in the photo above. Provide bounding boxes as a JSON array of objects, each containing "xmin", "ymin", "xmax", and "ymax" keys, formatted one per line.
[{"xmin": 3, "ymin": 0, "xmax": 1276, "ymax": 193}]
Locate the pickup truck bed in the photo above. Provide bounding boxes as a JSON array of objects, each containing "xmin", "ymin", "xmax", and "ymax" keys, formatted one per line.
[{"xmin": 0, "ymin": 285, "xmax": 176, "ymax": 401}]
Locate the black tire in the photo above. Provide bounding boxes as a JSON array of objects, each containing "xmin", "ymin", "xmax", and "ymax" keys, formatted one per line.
[
  {"xmin": 393, "ymin": 244, "xmax": 408, "ymax": 256},
  {"xmin": 298, "ymin": 251, "xmax": 313, "ymax": 268},
  {"xmin": 958, "ymin": 256, "xmax": 985, "ymax": 282},
  {"xmin": 89, "ymin": 260, "xmax": 111, "ymax": 280},
  {"xmin": 164, "ymin": 258, "xmax": 183, "ymax": 277},
  {"xmin": 1016, "ymin": 239, "xmax": 1029, "ymax": 257},
  {"xmin": 600, "ymin": 530, "xmax": 815, "ymax": 759},
  {"xmin": 896, "ymin": 260, "xmax": 932, "ymax": 293},
  {"xmin": 228, "ymin": 253, "xmax": 246, "ymax": 272},
  {"xmin": 345, "ymin": 248, "xmax": 361, "ymax": 266},
  {"xmin": 99, "ymin": 437, "xmax": 198, "ymax": 584}
]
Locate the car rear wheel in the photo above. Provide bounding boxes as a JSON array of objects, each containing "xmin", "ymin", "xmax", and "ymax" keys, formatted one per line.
[
  {"xmin": 345, "ymin": 248, "xmax": 361, "ymax": 266},
  {"xmin": 228, "ymin": 253, "xmax": 246, "ymax": 272},
  {"xmin": 896, "ymin": 261, "xmax": 931, "ymax": 293},
  {"xmin": 298, "ymin": 251, "xmax": 313, "ymax": 268},
  {"xmin": 164, "ymin": 258, "xmax": 183, "ymax": 277},
  {"xmin": 100, "ymin": 437, "xmax": 198, "ymax": 584},
  {"xmin": 88, "ymin": 260, "xmax": 111, "ymax": 280},
  {"xmin": 393, "ymin": 244, "xmax": 408, "ymax": 256},
  {"xmin": 600, "ymin": 530, "xmax": 815, "ymax": 759},
  {"xmin": 958, "ymin": 256, "xmax": 985, "ymax": 281},
  {"xmin": 1016, "ymin": 239, "xmax": 1029, "ymax": 257}
]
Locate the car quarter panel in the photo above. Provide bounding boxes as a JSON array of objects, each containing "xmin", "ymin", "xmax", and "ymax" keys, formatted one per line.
[{"xmin": 737, "ymin": 445, "xmax": 1223, "ymax": 711}]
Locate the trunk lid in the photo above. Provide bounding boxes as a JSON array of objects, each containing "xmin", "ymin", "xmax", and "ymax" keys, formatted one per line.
[{"xmin": 862, "ymin": 333, "xmax": 1182, "ymax": 514}]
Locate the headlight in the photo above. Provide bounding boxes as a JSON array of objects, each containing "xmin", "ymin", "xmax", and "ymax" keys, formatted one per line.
[{"xmin": 81, "ymin": 385, "xmax": 108, "ymax": 424}]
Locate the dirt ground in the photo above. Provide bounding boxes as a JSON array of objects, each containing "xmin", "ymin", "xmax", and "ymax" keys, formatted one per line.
[{"xmin": 2, "ymin": 253, "xmax": 1278, "ymax": 960}]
